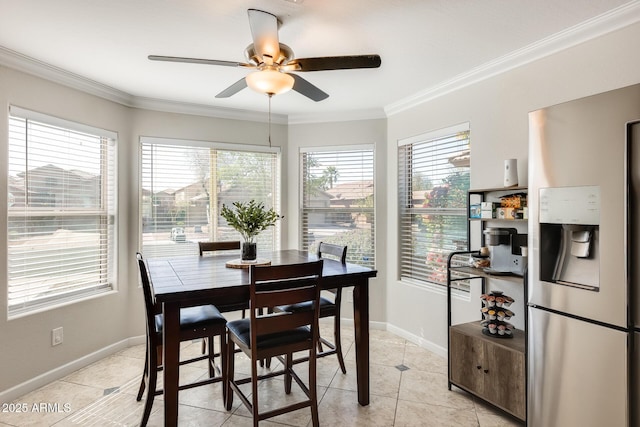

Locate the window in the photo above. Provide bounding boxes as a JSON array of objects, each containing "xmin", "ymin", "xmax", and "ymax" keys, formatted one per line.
[
  {"xmin": 140, "ymin": 137, "xmax": 280, "ymax": 258},
  {"xmin": 7, "ymin": 106, "xmax": 117, "ymax": 316},
  {"xmin": 300, "ymin": 146, "xmax": 375, "ymax": 268},
  {"xmin": 398, "ymin": 124, "xmax": 470, "ymax": 287}
]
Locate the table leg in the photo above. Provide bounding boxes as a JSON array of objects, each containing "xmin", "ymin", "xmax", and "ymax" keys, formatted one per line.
[
  {"xmin": 352, "ymin": 280, "xmax": 370, "ymax": 406},
  {"xmin": 163, "ymin": 301, "xmax": 181, "ymax": 427}
]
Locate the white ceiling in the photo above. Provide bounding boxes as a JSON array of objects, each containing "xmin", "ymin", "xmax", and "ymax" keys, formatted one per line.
[{"xmin": 0, "ymin": 0, "xmax": 638, "ymax": 122}]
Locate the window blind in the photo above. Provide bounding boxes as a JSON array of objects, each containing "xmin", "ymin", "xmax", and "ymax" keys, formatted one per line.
[
  {"xmin": 300, "ymin": 146, "xmax": 375, "ymax": 268},
  {"xmin": 140, "ymin": 138, "xmax": 281, "ymax": 258},
  {"xmin": 398, "ymin": 125, "xmax": 470, "ymax": 287},
  {"xmin": 7, "ymin": 107, "xmax": 117, "ymax": 316}
]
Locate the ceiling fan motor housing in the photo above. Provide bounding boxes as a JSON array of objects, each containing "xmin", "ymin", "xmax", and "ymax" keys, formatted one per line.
[{"xmin": 245, "ymin": 43, "xmax": 294, "ymax": 67}]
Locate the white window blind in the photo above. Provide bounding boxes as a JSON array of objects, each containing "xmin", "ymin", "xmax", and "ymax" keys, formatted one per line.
[
  {"xmin": 398, "ymin": 125, "xmax": 470, "ymax": 287},
  {"xmin": 140, "ymin": 138, "xmax": 281, "ymax": 258},
  {"xmin": 7, "ymin": 107, "xmax": 117, "ymax": 316},
  {"xmin": 300, "ymin": 146, "xmax": 375, "ymax": 268}
]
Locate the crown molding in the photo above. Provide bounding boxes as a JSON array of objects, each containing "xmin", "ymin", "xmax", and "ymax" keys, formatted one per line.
[
  {"xmin": 130, "ymin": 97, "xmax": 288, "ymax": 124},
  {"xmin": 287, "ymin": 108, "xmax": 386, "ymax": 125},
  {"xmin": 0, "ymin": 46, "xmax": 134, "ymax": 106},
  {"xmin": 385, "ymin": 1, "xmax": 640, "ymax": 117}
]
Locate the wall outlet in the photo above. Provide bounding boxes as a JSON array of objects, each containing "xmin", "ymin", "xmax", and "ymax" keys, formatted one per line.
[{"xmin": 52, "ymin": 327, "xmax": 63, "ymax": 346}]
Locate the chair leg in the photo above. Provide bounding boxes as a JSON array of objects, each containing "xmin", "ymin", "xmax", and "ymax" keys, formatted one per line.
[
  {"xmin": 259, "ymin": 356, "xmax": 272, "ymax": 368},
  {"xmin": 208, "ymin": 336, "xmax": 215, "ymax": 378},
  {"xmin": 225, "ymin": 334, "xmax": 234, "ymax": 411},
  {"xmin": 309, "ymin": 349, "xmax": 319, "ymax": 427},
  {"xmin": 219, "ymin": 333, "xmax": 227, "ymax": 403},
  {"xmin": 334, "ymin": 313, "xmax": 347, "ymax": 374},
  {"xmin": 251, "ymin": 354, "xmax": 260, "ymax": 426},
  {"xmin": 139, "ymin": 353, "xmax": 157, "ymax": 427},
  {"xmin": 136, "ymin": 344, "xmax": 149, "ymax": 401},
  {"xmin": 284, "ymin": 353, "xmax": 293, "ymax": 394},
  {"xmin": 201, "ymin": 338, "xmax": 206, "ymax": 354},
  {"xmin": 334, "ymin": 290, "xmax": 347, "ymax": 374}
]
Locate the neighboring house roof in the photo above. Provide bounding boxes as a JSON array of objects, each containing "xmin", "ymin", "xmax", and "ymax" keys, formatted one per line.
[
  {"xmin": 306, "ymin": 189, "xmax": 333, "ymax": 201},
  {"xmin": 174, "ymin": 181, "xmax": 208, "ymax": 195},
  {"xmin": 16, "ymin": 164, "xmax": 97, "ymax": 181},
  {"xmin": 325, "ymin": 180, "xmax": 373, "ymax": 202}
]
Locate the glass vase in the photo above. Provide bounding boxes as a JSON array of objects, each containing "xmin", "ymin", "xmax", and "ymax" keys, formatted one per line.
[{"xmin": 241, "ymin": 242, "xmax": 257, "ymax": 262}]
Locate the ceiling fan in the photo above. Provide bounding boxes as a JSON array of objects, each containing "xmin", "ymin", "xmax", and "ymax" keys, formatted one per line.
[{"xmin": 148, "ymin": 9, "xmax": 381, "ymax": 102}]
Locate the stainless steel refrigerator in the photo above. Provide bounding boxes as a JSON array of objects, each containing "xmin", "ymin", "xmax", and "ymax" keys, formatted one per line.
[{"xmin": 528, "ymin": 83, "xmax": 640, "ymax": 427}]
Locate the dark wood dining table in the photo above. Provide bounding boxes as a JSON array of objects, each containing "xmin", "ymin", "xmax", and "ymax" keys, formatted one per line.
[{"xmin": 145, "ymin": 249, "xmax": 378, "ymax": 427}]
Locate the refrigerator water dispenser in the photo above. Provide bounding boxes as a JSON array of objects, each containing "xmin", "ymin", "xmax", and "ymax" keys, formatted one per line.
[{"xmin": 539, "ymin": 186, "xmax": 600, "ymax": 291}]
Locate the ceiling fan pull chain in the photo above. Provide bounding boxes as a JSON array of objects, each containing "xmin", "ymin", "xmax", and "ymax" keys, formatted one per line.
[{"xmin": 268, "ymin": 93, "xmax": 272, "ymax": 147}]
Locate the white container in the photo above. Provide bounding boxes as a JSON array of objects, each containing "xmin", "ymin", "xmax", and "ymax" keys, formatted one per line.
[{"xmin": 504, "ymin": 158, "xmax": 518, "ymax": 187}]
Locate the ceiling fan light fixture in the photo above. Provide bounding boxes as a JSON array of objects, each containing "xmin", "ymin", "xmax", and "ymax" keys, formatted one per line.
[{"xmin": 246, "ymin": 69, "xmax": 294, "ymax": 95}]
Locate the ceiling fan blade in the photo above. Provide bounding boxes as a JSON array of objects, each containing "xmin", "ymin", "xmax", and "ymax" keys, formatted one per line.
[
  {"xmin": 291, "ymin": 74, "xmax": 329, "ymax": 102},
  {"xmin": 247, "ymin": 9, "xmax": 281, "ymax": 64},
  {"xmin": 148, "ymin": 55, "xmax": 253, "ymax": 68},
  {"xmin": 215, "ymin": 78, "xmax": 248, "ymax": 98},
  {"xmin": 286, "ymin": 55, "xmax": 382, "ymax": 72}
]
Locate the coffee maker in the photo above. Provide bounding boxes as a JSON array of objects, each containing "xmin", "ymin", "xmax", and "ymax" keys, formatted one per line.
[{"xmin": 483, "ymin": 227, "xmax": 527, "ymax": 276}]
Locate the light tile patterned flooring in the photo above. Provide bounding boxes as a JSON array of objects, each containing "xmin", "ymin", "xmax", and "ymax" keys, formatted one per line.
[{"xmin": 0, "ymin": 323, "xmax": 523, "ymax": 426}]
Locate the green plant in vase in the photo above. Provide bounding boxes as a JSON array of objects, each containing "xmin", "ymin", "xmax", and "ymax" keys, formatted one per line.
[{"xmin": 220, "ymin": 200, "xmax": 283, "ymax": 261}]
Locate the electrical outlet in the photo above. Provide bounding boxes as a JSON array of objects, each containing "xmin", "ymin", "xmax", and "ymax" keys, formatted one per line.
[{"xmin": 52, "ymin": 327, "xmax": 63, "ymax": 346}]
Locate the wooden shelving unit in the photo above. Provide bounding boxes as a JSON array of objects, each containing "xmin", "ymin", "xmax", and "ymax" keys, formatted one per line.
[{"xmin": 446, "ymin": 185, "xmax": 528, "ymax": 423}]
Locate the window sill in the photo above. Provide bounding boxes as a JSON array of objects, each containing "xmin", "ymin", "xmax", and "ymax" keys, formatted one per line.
[{"xmin": 8, "ymin": 288, "xmax": 117, "ymax": 320}]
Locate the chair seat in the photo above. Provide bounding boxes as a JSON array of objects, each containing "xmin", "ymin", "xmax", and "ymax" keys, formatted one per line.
[
  {"xmin": 154, "ymin": 304, "xmax": 226, "ymax": 333},
  {"xmin": 227, "ymin": 318, "xmax": 311, "ymax": 350},
  {"xmin": 276, "ymin": 296, "xmax": 334, "ymax": 313}
]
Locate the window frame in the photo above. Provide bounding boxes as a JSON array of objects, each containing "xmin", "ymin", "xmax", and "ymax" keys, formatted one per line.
[
  {"xmin": 7, "ymin": 106, "xmax": 118, "ymax": 318},
  {"xmin": 397, "ymin": 123, "xmax": 470, "ymax": 290},
  {"xmin": 299, "ymin": 144, "xmax": 375, "ymax": 268},
  {"xmin": 139, "ymin": 137, "xmax": 281, "ymax": 259}
]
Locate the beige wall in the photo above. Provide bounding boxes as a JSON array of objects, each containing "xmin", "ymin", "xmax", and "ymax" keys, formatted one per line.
[{"xmin": 385, "ymin": 22, "xmax": 640, "ymax": 354}]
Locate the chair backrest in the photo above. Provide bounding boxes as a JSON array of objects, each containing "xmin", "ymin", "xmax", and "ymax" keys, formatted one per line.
[
  {"xmin": 248, "ymin": 260, "xmax": 324, "ymax": 352},
  {"xmin": 317, "ymin": 242, "xmax": 347, "ymax": 265},
  {"xmin": 137, "ymin": 252, "xmax": 160, "ymax": 335},
  {"xmin": 199, "ymin": 240, "xmax": 241, "ymax": 256}
]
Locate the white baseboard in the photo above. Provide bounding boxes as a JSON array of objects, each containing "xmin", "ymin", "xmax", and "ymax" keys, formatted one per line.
[
  {"xmin": 385, "ymin": 323, "xmax": 448, "ymax": 359},
  {"xmin": 337, "ymin": 317, "xmax": 447, "ymax": 358},
  {"xmin": 329, "ymin": 317, "xmax": 386, "ymax": 331},
  {"xmin": 0, "ymin": 336, "xmax": 145, "ymax": 404}
]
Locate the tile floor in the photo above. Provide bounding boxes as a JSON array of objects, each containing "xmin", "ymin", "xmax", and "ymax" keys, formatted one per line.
[{"xmin": 0, "ymin": 323, "xmax": 523, "ymax": 426}]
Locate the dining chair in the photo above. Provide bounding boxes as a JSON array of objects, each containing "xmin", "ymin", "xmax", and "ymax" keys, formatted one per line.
[
  {"xmin": 198, "ymin": 240, "xmax": 241, "ymax": 256},
  {"xmin": 225, "ymin": 260, "xmax": 323, "ymax": 427},
  {"xmin": 135, "ymin": 252, "xmax": 228, "ymax": 427},
  {"xmin": 198, "ymin": 240, "xmax": 243, "ymax": 354},
  {"xmin": 273, "ymin": 242, "xmax": 348, "ymax": 374}
]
